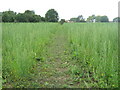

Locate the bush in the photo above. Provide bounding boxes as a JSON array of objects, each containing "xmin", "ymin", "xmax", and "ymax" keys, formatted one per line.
[{"xmin": 60, "ymin": 19, "xmax": 65, "ymax": 25}]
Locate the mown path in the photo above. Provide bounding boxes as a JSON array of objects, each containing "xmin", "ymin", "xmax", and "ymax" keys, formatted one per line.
[{"xmin": 33, "ymin": 26, "xmax": 80, "ymax": 88}]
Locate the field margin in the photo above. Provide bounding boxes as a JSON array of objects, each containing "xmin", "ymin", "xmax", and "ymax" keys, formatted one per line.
[{"xmin": 0, "ymin": 12, "xmax": 2, "ymax": 89}]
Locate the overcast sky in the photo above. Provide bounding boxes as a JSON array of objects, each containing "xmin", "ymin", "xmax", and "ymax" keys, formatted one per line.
[{"xmin": 0, "ymin": 0, "xmax": 119, "ymax": 21}]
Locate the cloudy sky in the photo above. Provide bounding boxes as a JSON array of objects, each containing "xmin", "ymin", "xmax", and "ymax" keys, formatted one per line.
[{"xmin": 1, "ymin": 0, "xmax": 119, "ymax": 21}]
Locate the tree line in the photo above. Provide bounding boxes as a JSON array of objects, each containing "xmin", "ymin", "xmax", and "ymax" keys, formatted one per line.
[
  {"xmin": 1, "ymin": 9, "xmax": 58, "ymax": 22},
  {"xmin": 70, "ymin": 15, "xmax": 120, "ymax": 22},
  {"xmin": 1, "ymin": 9, "xmax": 120, "ymax": 22}
]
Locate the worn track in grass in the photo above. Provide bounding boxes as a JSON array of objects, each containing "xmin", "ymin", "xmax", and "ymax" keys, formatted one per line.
[
  {"xmin": 2, "ymin": 25, "xmax": 80, "ymax": 88},
  {"xmin": 34, "ymin": 26, "xmax": 80, "ymax": 88}
]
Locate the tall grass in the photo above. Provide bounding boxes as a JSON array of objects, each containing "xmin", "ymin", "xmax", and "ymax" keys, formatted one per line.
[
  {"xmin": 67, "ymin": 23, "xmax": 118, "ymax": 88},
  {"xmin": 2, "ymin": 23, "xmax": 118, "ymax": 88},
  {"xmin": 0, "ymin": 22, "xmax": 2, "ymax": 89},
  {"xmin": 2, "ymin": 23, "xmax": 58, "ymax": 81}
]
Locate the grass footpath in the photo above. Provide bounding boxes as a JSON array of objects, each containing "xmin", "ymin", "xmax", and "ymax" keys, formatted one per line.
[
  {"xmin": 28, "ymin": 25, "xmax": 82, "ymax": 88},
  {"xmin": 29, "ymin": 25, "xmax": 100, "ymax": 88},
  {"xmin": 2, "ymin": 25, "xmax": 79, "ymax": 88}
]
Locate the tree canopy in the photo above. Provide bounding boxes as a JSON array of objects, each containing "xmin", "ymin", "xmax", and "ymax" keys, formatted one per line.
[
  {"xmin": 2, "ymin": 10, "xmax": 43, "ymax": 22},
  {"xmin": 70, "ymin": 15, "xmax": 85, "ymax": 22},
  {"xmin": 15, "ymin": 13, "xmax": 28, "ymax": 22},
  {"xmin": 1, "ymin": 9, "xmax": 114, "ymax": 23},
  {"xmin": 2, "ymin": 10, "xmax": 16, "ymax": 22},
  {"xmin": 60, "ymin": 19, "xmax": 65, "ymax": 25},
  {"xmin": 113, "ymin": 17, "xmax": 120, "ymax": 22},
  {"xmin": 87, "ymin": 15, "xmax": 95, "ymax": 22},
  {"xmin": 95, "ymin": 15, "xmax": 109, "ymax": 22},
  {"xmin": 100, "ymin": 16, "xmax": 109, "ymax": 22},
  {"xmin": 45, "ymin": 9, "xmax": 59, "ymax": 22}
]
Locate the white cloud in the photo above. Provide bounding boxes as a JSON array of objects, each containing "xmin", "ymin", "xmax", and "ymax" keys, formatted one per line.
[{"xmin": 0, "ymin": 0, "xmax": 119, "ymax": 21}]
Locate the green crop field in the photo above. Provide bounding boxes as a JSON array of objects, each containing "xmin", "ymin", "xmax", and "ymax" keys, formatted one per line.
[{"xmin": 2, "ymin": 23, "xmax": 118, "ymax": 88}]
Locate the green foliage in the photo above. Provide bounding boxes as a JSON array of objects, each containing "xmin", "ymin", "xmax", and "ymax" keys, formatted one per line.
[
  {"xmin": 95, "ymin": 15, "xmax": 109, "ymax": 22},
  {"xmin": 67, "ymin": 23, "xmax": 118, "ymax": 88},
  {"xmin": 2, "ymin": 23, "xmax": 118, "ymax": 88},
  {"xmin": 76, "ymin": 15, "xmax": 85, "ymax": 22},
  {"xmin": 24, "ymin": 10, "xmax": 41, "ymax": 22},
  {"xmin": 15, "ymin": 10, "xmax": 41, "ymax": 22},
  {"xmin": 70, "ymin": 65, "xmax": 80, "ymax": 75},
  {"xmin": 2, "ymin": 10, "xmax": 16, "ymax": 22},
  {"xmin": 45, "ymin": 9, "xmax": 59, "ymax": 22},
  {"xmin": 0, "ymin": 12, "xmax": 2, "ymax": 22},
  {"xmin": 70, "ymin": 18, "xmax": 77, "ymax": 22},
  {"xmin": 41, "ymin": 17, "xmax": 45, "ymax": 22},
  {"xmin": 2, "ymin": 10, "xmax": 41, "ymax": 22},
  {"xmin": 87, "ymin": 15, "xmax": 95, "ymax": 22},
  {"xmin": 32, "ymin": 15, "xmax": 41, "ymax": 22},
  {"xmin": 15, "ymin": 13, "xmax": 28, "ymax": 22},
  {"xmin": 113, "ymin": 17, "xmax": 120, "ymax": 22},
  {"xmin": 70, "ymin": 15, "xmax": 85, "ymax": 22},
  {"xmin": 24, "ymin": 10, "xmax": 35, "ymax": 15},
  {"xmin": 2, "ymin": 9, "xmax": 111, "ymax": 23},
  {"xmin": 0, "ymin": 20, "xmax": 1, "ymax": 89},
  {"xmin": 95, "ymin": 16, "xmax": 101, "ymax": 22},
  {"xmin": 100, "ymin": 16, "xmax": 109, "ymax": 22},
  {"xmin": 60, "ymin": 19, "xmax": 65, "ymax": 25},
  {"xmin": 2, "ymin": 23, "xmax": 58, "ymax": 82}
]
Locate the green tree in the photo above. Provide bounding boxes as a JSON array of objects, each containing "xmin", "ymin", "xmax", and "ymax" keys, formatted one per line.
[
  {"xmin": 41, "ymin": 17, "xmax": 45, "ymax": 22},
  {"xmin": 15, "ymin": 10, "xmax": 41, "ymax": 22},
  {"xmin": 45, "ymin": 9, "xmax": 59, "ymax": 22},
  {"xmin": 15, "ymin": 13, "xmax": 28, "ymax": 22},
  {"xmin": 87, "ymin": 15, "xmax": 95, "ymax": 22},
  {"xmin": 70, "ymin": 18, "xmax": 77, "ymax": 22},
  {"xmin": 95, "ymin": 16, "xmax": 101, "ymax": 22},
  {"xmin": 0, "ymin": 12, "xmax": 2, "ymax": 22},
  {"xmin": 113, "ymin": 17, "xmax": 120, "ymax": 22},
  {"xmin": 95, "ymin": 15, "xmax": 109, "ymax": 22},
  {"xmin": 60, "ymin": 19, "xmax": 65, "ymax": 25},
  {"xmin": 2, "ymin": 10, "xmax": 16, "ymax": 22},
  {"xmin": 76, "ymin": 15, "xmax": 85, "ymax": 22},
  {"xmin": 100, "ymin": 16, "xmax": 109, "ymax": 22},
  {"xmin": 70, "ymin": 15, "xmax": 85, "ymax": 22},
  {"xmin": 24, "ymin": 10, "xmax": 36, "ymax": 22},
  {"xmin": 24, "ymin": 10, "xmax": 35, "ymax": 15},
  {"xmin": 32, "ymin": 15, "xmax": 41, "ymax": 22}
]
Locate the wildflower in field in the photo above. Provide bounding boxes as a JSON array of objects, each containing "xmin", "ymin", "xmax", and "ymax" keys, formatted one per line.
[
  {"xmin": 112, "ymin": 85, "xmax": 115, "ymax": 87},
  {"xmin": 101, "ymin": 73, "xmax": 104, "ymax": 76}
]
